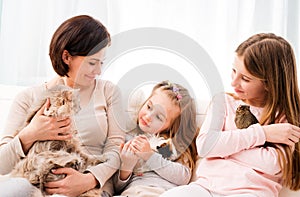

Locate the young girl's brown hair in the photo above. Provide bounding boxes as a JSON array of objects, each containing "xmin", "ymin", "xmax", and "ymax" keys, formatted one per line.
[
  {"xmin": 147, "ymin": 81, "xmax": 198, "ymax": 171},
  {"xmin": 235, "ymin": 33, "xmax": 300, "ymax": 190}
]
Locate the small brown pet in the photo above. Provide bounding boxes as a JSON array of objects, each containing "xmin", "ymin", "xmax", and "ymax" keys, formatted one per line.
[
  {"xmin": 148, "ymin": 134, "xmax": 177, "ymax": 160},
  {"xmin": 234, "ymin": 105, "xmax": 259, "ymax": 129},
  {"xmin": 10, "ymin": 85, "xmax": 106, "ymax": 197},
  {"xmin": 132, "ymin": 134, "xmax": 178, "ymax": 175}
]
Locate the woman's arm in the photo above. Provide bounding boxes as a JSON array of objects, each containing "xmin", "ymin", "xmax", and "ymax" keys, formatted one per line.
[
  {"xmin": 44, "ymin": 168, "xmax": 98, "ymax": 196},
  {"xmin": 0, "ymin": 89, "xmax": 34, "ymax": 165},
  {"xmin": 86, "ymin": 81, "xmax": 125, "ymax": 188},
  {"xmin": 18, "ymin": 99, "xmax": 71, "ymax": 153},
  {"xmin": 0, "ymin": 86, "xmax": 72, "ymax": 174}
]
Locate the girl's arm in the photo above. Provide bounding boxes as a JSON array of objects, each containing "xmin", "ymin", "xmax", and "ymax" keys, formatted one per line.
[
  {"xmin": 113, "ymin": 140, "xmax": 139, "ymax": 194},
  {"xmin": 263, "ymin": 123, "xmax": 300, "ymax": 146},
  {"xmin": 229, "ymin": 146, "xmax": 281, "ymax": 175},
  {"xmin": 113, "ymin": 170, "xmax": 132, "ymax": 195},
  {"xmin": 145, "ymin": 152, "xmax": 191, "ymax": 185},
  {"xmin": 197, "ymin": 93, "xmax": 300, "ymax": 158},
  {"xmin": 119, "ymin": 141, "xmax": 139, "ymax": 181},
  {"xmin": 197, "ymin": 123, "xmax": 266, "ymax": 158},
  {"xmin": 197, "ymin": 94, "xmax": 266, "ymax": 158},
  {"xmin": 131, "ymin": 136, "xmax": 191, "ymax": 185}
]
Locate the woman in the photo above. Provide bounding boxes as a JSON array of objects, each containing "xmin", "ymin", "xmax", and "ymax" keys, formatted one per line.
[{"xmin": 0, "ymin": 15, "xmax": 125, "ymax": 196}]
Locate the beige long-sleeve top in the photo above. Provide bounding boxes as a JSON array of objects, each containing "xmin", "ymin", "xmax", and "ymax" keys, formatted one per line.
[
  {"xmin": 0, "ymin": 79, "xmax": 125, "ymax": 190},
  {"xmin": 114, "ymin": 92, "xmax": 192, "ymax": 195}
]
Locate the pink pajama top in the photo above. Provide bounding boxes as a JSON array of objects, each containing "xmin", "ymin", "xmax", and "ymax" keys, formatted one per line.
[{"xmin": 195, "ymin": 93, "xmax": 283, "ymax": 197}]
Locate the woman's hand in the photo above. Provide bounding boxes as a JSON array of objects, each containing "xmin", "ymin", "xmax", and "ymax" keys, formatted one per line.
[
  {"xmin": 18, "ymin": 99, "xmax": 72, "ymax": 153},
  {"xmin": 130, "ymin": 135, "xmax": 154, "ymax": 161},
  {"xmin": 44, "ymin": 168, "xmax": 97, "ymax": 197},
  {"xmin": 263, "ymin": 123, "xmax": 300, "ymax": 146}
]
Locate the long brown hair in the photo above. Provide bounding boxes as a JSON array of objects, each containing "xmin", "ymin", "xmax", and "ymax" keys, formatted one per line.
[
  {"xmin": 147, "ymin": 81, "xmax": 198, "ymax": 171},
  {"xmin": 236, "ymin": 33, "xmax": 300, "ymax": 190}
]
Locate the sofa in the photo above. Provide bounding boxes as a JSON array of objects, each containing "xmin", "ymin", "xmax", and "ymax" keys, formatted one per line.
[{"xmin": 0, "ymin": 84, "xmax": 299, "ymax": 196}]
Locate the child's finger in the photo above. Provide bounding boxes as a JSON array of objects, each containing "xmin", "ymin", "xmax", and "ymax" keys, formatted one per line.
[
  {"xmin": 139, "ymin": 135, "xmax": 148, "ymax": 140},
  {"xmin": 123, "ymin": 141, "xmax": 132, "ymax": 151},
  {"xmin": 129, "ymin": 143, "xmax": 139, "ymax": 153},
  {"xmin": 119, "ymin": 143, "xmax": 124, "ymax": 151},
  {"xmin": 134, "ymin": 137, "xmax": 147, "ymax": 145}
]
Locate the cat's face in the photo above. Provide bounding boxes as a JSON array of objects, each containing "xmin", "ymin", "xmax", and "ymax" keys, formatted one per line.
[
  {"xmin": 148, "ymin": 135, "xmax": 178, "ymax": 160},
  {"xmin": 44, "ymin": 85, "xmax": 81, "ymax": 117},
  {"xmin": 236, "ymin": 105, "xmax": 250, "ymax": 114}
]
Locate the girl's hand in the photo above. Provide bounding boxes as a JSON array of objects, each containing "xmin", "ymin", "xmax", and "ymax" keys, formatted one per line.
[
  {"xmin": 263, "ymin": 123, "xmax": 300, "ymax": 146},
  {"xmin": 119, "ymin": 141, "xmax": 139, "ymax": 180},
  {"xmin": 120, "ymin": 141, "xmax": 139, "ymax": 171},
  {"xmin": 131, "ymin": 135, "xmax": 154, "ymax": 161},
  {"xmin": 44, "ymin": 168, "xmax": 97, "ymax": 197},
  {"xmin": 18, "ymin": 99, "xmax": 72, "ymax": 153}
]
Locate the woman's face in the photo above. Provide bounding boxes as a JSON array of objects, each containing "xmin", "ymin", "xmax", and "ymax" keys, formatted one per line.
[
  {"xmin": 65, "ymin": 47, "xmax": 106, "ymax": 87},
  {"xmin": 231, "ymin": 54, "xmax": 267, "ymax": 107},
  {"xmin": 138, "ymin": 89, "xmax": 181, "ymax": 135}
]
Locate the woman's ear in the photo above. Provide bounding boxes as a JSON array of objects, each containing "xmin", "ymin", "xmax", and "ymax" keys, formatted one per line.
[{"xmin": 62, "ymin": 50, "xmax": 72, "ymax": 65}]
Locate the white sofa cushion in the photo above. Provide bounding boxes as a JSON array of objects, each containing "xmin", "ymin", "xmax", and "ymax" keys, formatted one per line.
[{"xmin": 0, "ymin": 85, "xmax": 26, "ymax": 137}]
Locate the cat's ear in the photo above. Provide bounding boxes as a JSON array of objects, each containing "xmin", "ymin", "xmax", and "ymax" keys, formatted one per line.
[{"xmin": 62, "ymin": 50, "xmax": 72, "ymax": 65}]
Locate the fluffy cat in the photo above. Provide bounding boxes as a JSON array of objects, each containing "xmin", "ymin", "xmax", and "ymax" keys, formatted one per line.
[{"xmin": 10, "ymin": 85, "xmax": 107, "ymax": 197}]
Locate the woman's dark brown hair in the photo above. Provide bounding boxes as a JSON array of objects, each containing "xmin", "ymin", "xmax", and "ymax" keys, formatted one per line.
[{"xmin": 49, "ymin": 15, "xmax": 111, "ymax": 77}]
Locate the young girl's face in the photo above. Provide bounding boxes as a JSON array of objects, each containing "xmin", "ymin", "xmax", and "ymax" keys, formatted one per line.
[
  {"xmin": 231, "ymin": 55, "xmax": 267, "ymax": 107},
  {"xmin": 138, "ymin": 89, "xmax": 181, "ymax": 134},
  {"xmin": 66, "ymin": 47, "xmax": 106, "ymax": 87}
]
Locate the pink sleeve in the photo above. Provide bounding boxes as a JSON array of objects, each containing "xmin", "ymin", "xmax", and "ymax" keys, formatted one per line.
[
  {"xmin": 197, "ymin": 94, "xmax": 266, "ymax": 158},
  {"xmin": 229, "ymin": 147, "xmax": 281, "ymax": 175}
]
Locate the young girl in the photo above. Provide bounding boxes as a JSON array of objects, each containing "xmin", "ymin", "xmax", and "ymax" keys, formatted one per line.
[
  {"xmin": 161, "ymin": 33, "xmax": 300, "ymax": 197},
  {"xmin": 114, "ymin": 81, "xmax": 198, "ymax": 197}
]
